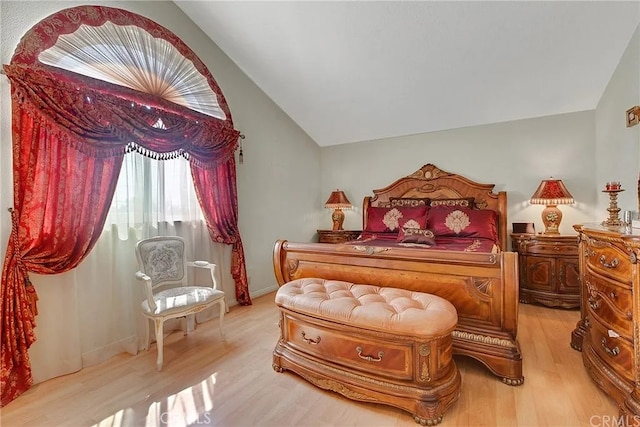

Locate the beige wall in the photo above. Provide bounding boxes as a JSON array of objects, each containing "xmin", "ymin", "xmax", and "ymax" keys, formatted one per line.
[
  {"xmin": 0, "ymin": 1, "xmax": 321, "ymax": 298},
  {"xmin": 595, "ymin": 23, "xmax": 640, "ymax": 215},
  {"xmin": 320, "ymin": 111, "xmax": 596, "ymax": 241}
]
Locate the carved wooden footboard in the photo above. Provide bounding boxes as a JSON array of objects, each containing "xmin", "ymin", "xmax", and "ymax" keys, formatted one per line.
[{"xmin": 273, "ymin": 239, "xmax": 523, "ymax": 385}]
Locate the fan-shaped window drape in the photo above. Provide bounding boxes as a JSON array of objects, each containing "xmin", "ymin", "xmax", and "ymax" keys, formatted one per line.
[{"xmin": 1, "ymin": 5, "xmax": 250, "ymax": 406}]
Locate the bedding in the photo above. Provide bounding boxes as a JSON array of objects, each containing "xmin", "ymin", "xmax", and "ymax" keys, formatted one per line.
[
  {"xmin": 273, "ymin": 163, "xmax": 522, "ymax": 385},
  {"xmin": 354, "ymin": 234, "xmax": 497, "ymax": 252}
]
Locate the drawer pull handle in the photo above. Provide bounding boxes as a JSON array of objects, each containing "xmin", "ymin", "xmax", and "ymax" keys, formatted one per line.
[
  {"xmin": 599, "ymin": 255, "xmax": 619, "ymax": 269},
  {"xmin": 301, "ymin": 332, "xmax": 321, "ymax": 345},
  {"xmin": 356, "ymin": 346, "xmax": 384, "ymax": 362},
  {"xmin": 601, "ymin": 338, "xmax": 620, "ymax": 357}
]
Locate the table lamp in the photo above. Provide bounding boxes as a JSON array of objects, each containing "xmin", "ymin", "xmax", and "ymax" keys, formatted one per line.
[
  {"xmin": 530, "ymin": 178, "xmax": 574, "ymax": 235},
  {"xmin": 325, "ymin": 189, "xmax": 352, "ymax": 231}
]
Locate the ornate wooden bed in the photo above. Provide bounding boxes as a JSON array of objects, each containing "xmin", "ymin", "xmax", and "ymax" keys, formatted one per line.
[{"xmin": 273, "ymin": 164, "xmax": 522, "ymax": 385}]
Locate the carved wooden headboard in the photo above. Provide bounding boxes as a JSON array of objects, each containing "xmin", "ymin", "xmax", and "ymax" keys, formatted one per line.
[{"xmin": 363, "ymin": 163, "xmax": 508, "ymax": 250}]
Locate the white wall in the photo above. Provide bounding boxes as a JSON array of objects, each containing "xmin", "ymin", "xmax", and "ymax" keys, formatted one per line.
[
  {"xmin": 595, "ymin": 24, "xmax": 640, "ymax": 216},
  {"xmin": 0, "ymin": 1, "xmax": 321, "ymax": 298},
  {"xmin": 321, "ymin": 111, "xmax": 596, "ymax": 243}
]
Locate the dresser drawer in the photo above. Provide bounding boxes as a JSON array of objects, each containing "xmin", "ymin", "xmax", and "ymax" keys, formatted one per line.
[
  {"xmin": 588, "ymin": 317, "xmax": 635, "ymax": 384},
  {"xmin": 282, "ymin": 313, "xmax": 413, "ymax": 380},
  {"xmin": 527, "ymin": 242, "xmax": 578, "ymax": 256},
  {"xmin": 585, "ymin": 239, "xmax": 633, "ymax": 285},
  {"xmin": 584, "ymin": 272, "xmax": 633, "ymax": 339}
]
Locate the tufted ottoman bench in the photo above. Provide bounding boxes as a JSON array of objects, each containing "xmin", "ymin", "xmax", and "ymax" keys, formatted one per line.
[{"xmin": 272, "ymin": 278, "xmax": 460, "ymax": 425}]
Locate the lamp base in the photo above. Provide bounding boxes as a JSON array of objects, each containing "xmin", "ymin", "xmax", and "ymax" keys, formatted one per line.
[
  {"xmin": 541, "ymin": 205, "xmax": 562, "ymax": 235},
  {"xmin": 332, "ymin": 209, "xmax": 345, "ymax": 231}
]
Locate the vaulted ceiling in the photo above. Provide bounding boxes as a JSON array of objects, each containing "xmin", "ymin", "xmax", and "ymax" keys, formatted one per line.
[{"xmin": 175, "ymin": 1, "xmax": 640, "ymax": 147}]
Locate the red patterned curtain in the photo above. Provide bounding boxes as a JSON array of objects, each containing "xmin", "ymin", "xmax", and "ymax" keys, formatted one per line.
[
  {"xmin": 1, "ymin": 84, "xmax": 124, "ymax": 405},
  {"xmin": 1, "ymin": 5, "xmax": 250, "ymax": 406},
  {"xmin": 192, "ymin": 160, "xmax": 250, "ymax": 304}
]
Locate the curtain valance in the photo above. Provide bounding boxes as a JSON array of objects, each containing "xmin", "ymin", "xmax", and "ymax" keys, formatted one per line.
[{"xmin": 4, "ymin": 63, "xmax": 240, "ymax": 168}]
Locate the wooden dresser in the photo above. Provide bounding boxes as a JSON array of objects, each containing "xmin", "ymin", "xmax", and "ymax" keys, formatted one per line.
[
  {"xmin": 511, "ymin": 233, "xmax": 580, "ymax": 308},
  {"xmin": 571, "ymin": 223, "xmax": 640, "ymax": 418}
]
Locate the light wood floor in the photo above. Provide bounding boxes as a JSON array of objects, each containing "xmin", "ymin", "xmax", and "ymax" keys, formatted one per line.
[{"xmin": 1, "ymin": 291, "xmax": 618, "ymax": 427}]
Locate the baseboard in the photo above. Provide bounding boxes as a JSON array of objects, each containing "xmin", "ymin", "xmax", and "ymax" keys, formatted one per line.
[{"xmin": 250, "ymin": 284, "xmax": 279, "ymax": 299}]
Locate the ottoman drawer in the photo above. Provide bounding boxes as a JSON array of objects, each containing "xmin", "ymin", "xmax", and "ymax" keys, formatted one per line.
[{"xmin": 283, "ymin": 312, "xmax": 413, "ymax": 380}]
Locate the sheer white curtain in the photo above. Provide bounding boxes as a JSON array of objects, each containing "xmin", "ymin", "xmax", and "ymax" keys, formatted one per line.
[
  {"xmin": 28, "ymin": 154, "xmax": 231, "ymax": 384},
  {"xmin": 107, "ymin": 152, "xmax": 205, "ymax": 238}
]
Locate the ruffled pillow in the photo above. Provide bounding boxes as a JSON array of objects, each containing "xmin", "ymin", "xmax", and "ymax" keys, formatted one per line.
[
  {"xmin": 429, "ymin": 197, "xmax": 475, "ymax": 208},
  {"xmin": 390, "ymin": 197, "xmax": 431, "ymax": 208}
]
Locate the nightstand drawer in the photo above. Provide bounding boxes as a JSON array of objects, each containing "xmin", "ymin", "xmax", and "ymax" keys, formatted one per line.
[
  {"xmin": 526, "ymin": 243, "xmax": 578, "ymax": 256},
  {"xmin": 510, "ymin": 233, "xmax": 580, "ymax": 309}
]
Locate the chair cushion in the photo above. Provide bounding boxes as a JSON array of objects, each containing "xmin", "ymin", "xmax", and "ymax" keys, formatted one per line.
[{"xmin": 141, "ymin": 286, "xmax": 224, "ymax": 316}]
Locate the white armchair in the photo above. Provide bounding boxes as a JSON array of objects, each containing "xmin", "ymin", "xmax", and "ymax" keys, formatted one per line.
[{"xmin": 134, "ymin": 236, "xmax": 226, "ymax": 371}]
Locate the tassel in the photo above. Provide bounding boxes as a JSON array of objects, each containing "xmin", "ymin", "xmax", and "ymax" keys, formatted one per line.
[{"xmin": 238, "ymin": 134, "xmax": 245, "ymax": 164}]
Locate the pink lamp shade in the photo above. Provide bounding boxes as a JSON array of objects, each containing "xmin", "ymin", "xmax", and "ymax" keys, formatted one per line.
[
  {"xmin": 325, "ymin": 190, "xmax": 352, "ymax": 231},
  {"xmin": 530, "ymin": 179, "xmax": 574, "ymax": 235}
]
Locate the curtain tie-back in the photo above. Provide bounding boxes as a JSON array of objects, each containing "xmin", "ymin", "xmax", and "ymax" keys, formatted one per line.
[{"xmin": 8, "ymin": 208, "xmax": 38, "ymax": 317}]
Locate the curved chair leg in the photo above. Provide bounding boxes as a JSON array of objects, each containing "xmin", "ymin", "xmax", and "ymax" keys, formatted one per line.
[
  {"xmin": 155, "ymin": 319, "xmax": 164, "ymax": 371},
  {"xmin": 218, "ymin": 299, "xmax": 226, "ymax": 342}
]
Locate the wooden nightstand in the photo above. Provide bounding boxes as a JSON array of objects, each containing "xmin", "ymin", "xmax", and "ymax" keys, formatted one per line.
[
  {"xmin": 511, "ymin": 233, "xmax": 580, "ymax": 309},
  {"xmin": 317, "ymin": 230, "xmax": 361, "ymax": 244}
]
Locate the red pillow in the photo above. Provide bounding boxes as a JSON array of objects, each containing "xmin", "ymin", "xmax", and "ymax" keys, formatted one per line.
[
  {"xmin": 365, "ymin": 206, "xmax": 428, "ymax": 233},
  {"xmin": 396, "ymin": 216, "xmax": 428, "ymax": 240},
  {"xmin": 427, "ymin": 206, "xmax": 498, "ymax": 241},
  {"xmin": 399, "ymin": 215, "xmax": 427, "ymax": 230}
]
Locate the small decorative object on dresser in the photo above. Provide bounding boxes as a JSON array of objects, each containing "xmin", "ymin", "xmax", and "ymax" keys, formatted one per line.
[
  {"xmin": 602, "ymin": 182, "xmax": 625, "ymax": 226},
  {"xmin": 317, "ymin": 229, "xmax": 361, "ymax": 244},
  {"xmin": 511, "ymin": 233, "xmax": 580, "ymax": 308},
  {"xmin": 571, "ymin": 223, "xmax": 640, "ymax": 419}
]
